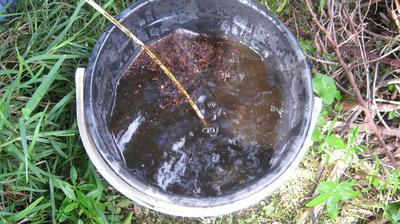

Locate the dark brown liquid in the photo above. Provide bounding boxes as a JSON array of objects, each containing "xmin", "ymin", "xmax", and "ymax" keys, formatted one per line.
[{"xmin": 110, "ymin": 29, "xmax": 283, "ymax": 196}]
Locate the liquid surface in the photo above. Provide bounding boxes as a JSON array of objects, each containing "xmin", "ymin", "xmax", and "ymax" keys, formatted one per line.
[{"xmin": 110, "ymin": 30, "xmax": 283, "ymax": 197}]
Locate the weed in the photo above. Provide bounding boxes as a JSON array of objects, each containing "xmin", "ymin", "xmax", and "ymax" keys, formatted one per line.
[
  {"xmin": 299, "ymin": 39, "xmax": 316, "ymax": 54},
  {"xmin": 387, "ymin": 111, "xmax": 400, "ymax": 120},
  {"xmin": 312, "ymin": 73, "xmax": 341, "ymax": 105},
  {"xmin": 385, "ymin": 202, "xmax": 400, "ymax": 223},
  {"xmin": 306, "ymin": 180, "xmax": 360, "ymax": 220},
  {"xmin": 259, "ymin": 0, "xmax": 287, "ymax": 15}
]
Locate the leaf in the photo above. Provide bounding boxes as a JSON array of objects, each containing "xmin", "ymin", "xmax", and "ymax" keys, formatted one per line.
[
  {"xmin": 22, "ymin": 56, "xmax": 66, "ymax": 119},
  {"xmin": 385, "ymin": 203, "xmax": 400, "ymax": 222},
  {"xmin": 25, "ymin": 54, "xmax": 80, "ymax": 64},
  {"xmin": 307, "ymin": 180, "xmax": 360, "ymax": 220},
  {"xmin": 318, "ymin": 111, "xmax": 329, "ymax": 125},
  {"xmin": 0, "ymin": 69, "xmax": 19, "ymax": 76},
  {"xmin": 76, "ymin": 191, "xmax": 108, "ymax": 224},
  {"xmin": 318, "ymin": 181, "xmax": 337, "ymax": 193},
  {"xmin": 326, "ymin": 135, "xmax": 346, "ymax": 149},
  {"xmin": 49, "ymin": 139, "xmax": 69, "ymax": 159},
  {"xmin": 63, "ymin": 202, "xmax": 78, "ymax": 214},
  {"xmin": 340, "ymin": 188, "xmax": 360, "ymax": 200},
  {"xmin": 354, "ymin": 145, "xmax": 366, "ymax": 152},
  {"xmin": 118, "ymin": 199, "xmax": 131, "ymax": 208},
  {"xmin": 338, "ymin": 180, "xmax": 357, "ymax": 188},
  {"xmin": 265, "ymin": 0, "xmax": 277, "ymax": 12},
  {"xmin": 318, "ymin": 0, "xmax": 327, "ymax": 12},
  {"xmin": 388, "ymin": 111, "xmax": 400, "ymax": 120},
  {"xmin": 348, "ymin": 127, "xmax": 359, "ymax": 145},
  {"xmin": 338, "ymin": 181, "xmax": 359, "ymax": 200},
  {"xmin": 306, "ymin": 193, "xmax": 330, "ymax": 207},
  {"xmin": 312, "ymin": 128, "xmax": 323, "ymax": 142},
  {"xmin": 388, "ymin": 84, "xmax": 395, "ymax": 92},
  {"xmin": 299, "ymin": 39, "xmax": 316, "ymax": 54},
  {"xmin": 70, "ymin": 166, "xmax": 78, "ymax": 184},
  {"xmin": 47, "ymin": 0, "xmax": 85, "ymax": 50},
  {"xmin": 76, "ymin": 191, "xmax": 93, "ymax": 210},
  {"xmin": 54, "ymin": 179, "xmax": 76, "ymax": 201},
  {"xmin": 312, "ymin": 73, "xmax": 341, "ymax": 105},
  {"xmin": 122, "ymin": 212, "xmax": 134, "ymax": 224},
  {"xmin": 10, "ymin": 196, "xmax": 44, "ymax": 222},
  {"xmin": 392, "ymin": 177, "xmax": 399, "ymax": 195},
  {"xmin": 47, "ymin": 91, "xmax": 74, "ymax": 121},
  {"xmin": 275, "ymin": 0, "xmax": 287, "ymax": 13},
  {"xmin": 326, "ymin": 197, "xmax": 340, "ymax": 220},
  {"xmin": 18, "ymin": 118, "xmax": 29, "ymax": 183}
]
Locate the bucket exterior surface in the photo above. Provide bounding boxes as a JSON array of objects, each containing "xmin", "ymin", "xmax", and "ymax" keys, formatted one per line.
[{"xmin": 77, "ymin": 0, "xmax": 319, "ymax": 217}]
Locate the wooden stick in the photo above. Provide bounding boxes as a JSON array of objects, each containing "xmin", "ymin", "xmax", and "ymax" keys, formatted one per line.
[{"xmin": 85, "ymin": 0, "xmax": 208, "ymax": 126}]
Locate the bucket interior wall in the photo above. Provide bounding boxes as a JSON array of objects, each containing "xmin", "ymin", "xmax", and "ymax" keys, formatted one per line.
[{"xmin": 84, "ymin": 0, "xmax": 312, "ymax": 205}]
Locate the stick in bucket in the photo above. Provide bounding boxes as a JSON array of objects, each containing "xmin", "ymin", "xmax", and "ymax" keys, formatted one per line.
[{"xmin": 85, "ymin": 0, "xmax": 208, "ymax": 127}]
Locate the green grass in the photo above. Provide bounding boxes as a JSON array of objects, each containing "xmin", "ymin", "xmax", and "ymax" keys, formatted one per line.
[
  {"xmin": 0, "ymin": 1, "xmax": 135, "ymax": 223},
  {"xmin": 1, "ymin": 0, "xmax": 399, "ymax": 223}
]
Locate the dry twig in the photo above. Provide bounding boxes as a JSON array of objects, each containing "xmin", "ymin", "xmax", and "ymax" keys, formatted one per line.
[{"xmin": 304, "ymin": 0, "xmax": 397, "ymax": 165}]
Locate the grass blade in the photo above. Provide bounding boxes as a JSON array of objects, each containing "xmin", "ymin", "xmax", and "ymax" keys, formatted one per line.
[
  {"xmin": 47, "ymin": 0, "xmax": 85, "ymax": 51},
  {"xmin": 10, "ymin": 196, "xmax": 44, "ymax": 222},
  {"xmin": 0, "ymin": 69, "xmax": 19, "ymax": 76},
  {"xmin": 22, "ymin": 56, "xmax": 66, "ymax": 119},
  {"xmin": 18, "ymin": 118, "xmax": 29, "ymax": 183},
  {"xmin": 25, "ymin": 54, "xmax": 80, "ymax": 64},
  {"xmin": 47, "ymin": 91, "xmax": 74, "ymax": 121}
]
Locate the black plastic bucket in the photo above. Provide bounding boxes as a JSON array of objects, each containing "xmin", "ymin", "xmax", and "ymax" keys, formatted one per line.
[{"xmin": 76, "ymin": 0, "xmax": 317, "ymax": 217}]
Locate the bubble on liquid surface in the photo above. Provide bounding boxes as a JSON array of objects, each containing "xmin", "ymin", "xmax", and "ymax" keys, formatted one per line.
[
  {"xmin": 110, "ymin": 29, "xmax": 283, "ymax": 197},
  {"xmin": 202, "ymin": 126, "xmax": 219, "ymax": 137},
  {"xmin": 207, "ymin": 101, "xmax": 216, "ymax": 108}
]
